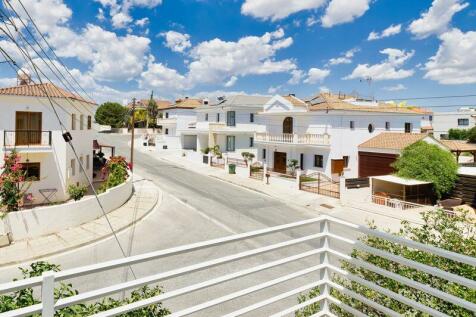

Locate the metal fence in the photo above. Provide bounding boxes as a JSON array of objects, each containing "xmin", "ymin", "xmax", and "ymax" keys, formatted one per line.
[
  {"xmin": 227, "ymin": 158, "xmax": 247, "ymax": 168},
  {"xmin": 0, "ymin": 215, "xmax": 474, "ymax": 317},
  {"xmin": 300, "ymin": 172, "xmax": 340, "ymax": 199},
  {"xmin": 249, "ymin": 164, "xmax": 264, "ymax": 180},
  {"xmin": 211, "ymin": 157, "xmax": 225, "ymax": 168}
]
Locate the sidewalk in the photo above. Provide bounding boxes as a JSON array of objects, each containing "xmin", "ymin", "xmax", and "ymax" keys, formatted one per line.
[
  {"xmin": 142, "ymin": 147, "xmax": 425, "ymax": 228},
  {"xmin": 0, "ymin": 177, "xmax": 160, "ymax": 267}
]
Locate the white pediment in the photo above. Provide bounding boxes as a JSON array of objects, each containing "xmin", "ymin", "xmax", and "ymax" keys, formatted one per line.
[{"xmin": 263, "ymin": 95, "xmax": 301, "ymax": 113}]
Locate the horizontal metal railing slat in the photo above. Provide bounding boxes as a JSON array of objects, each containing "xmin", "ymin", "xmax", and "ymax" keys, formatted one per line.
[
  {"xmin": 268, "ymin": 294, "xmax": 326, "ymax": 317},
  {"xmin": 327, "ymin": 296, "xmax": 368, "ymax": 317}
]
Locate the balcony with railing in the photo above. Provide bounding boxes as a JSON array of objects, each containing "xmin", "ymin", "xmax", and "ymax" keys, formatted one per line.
[
  {"xmin": 255, "ymin": 132, "xmax": 331, "ymax": 146},
  {"xmin": 1, "ymin": 215, "xmax": 473, "ymax": 317},
  {"xmin": 3, "ymin": 130, "xmax": 52, "ymax": 151},
  {"xmin": 157, "ymin": 117, "xmax": 177, "ymax": 125}
]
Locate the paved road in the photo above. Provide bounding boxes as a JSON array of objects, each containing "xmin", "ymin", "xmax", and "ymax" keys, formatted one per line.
[{"xmin": 1, "ymin": 133, "xmax": 335, "ymax": 316}]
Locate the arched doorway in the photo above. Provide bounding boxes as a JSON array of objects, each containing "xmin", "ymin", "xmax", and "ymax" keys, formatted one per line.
[{"xmin": 283, "ymin": 117, "xmax": 293, "ymax": 134}]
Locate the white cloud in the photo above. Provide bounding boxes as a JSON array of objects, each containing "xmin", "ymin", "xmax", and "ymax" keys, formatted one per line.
[
  {"xmin": 111, "ymin": 12, "xmax": 133, "ymax": 28},
  {"xmin": 328, "ymin": 48, "xmax": 359, "ymax": 66},
  {"xmin": 424, "ymin": 28, "xmax": 476, "ymax": 84},
  {"xmin": 139, "ymin": 58, "xmax": 189, "ymax": 91},
  {"xmin": 306, "ymin": 16, "xmax": 318, "ymax": 27},
  {"xmin": 288, "ymin": 69, "xmax": 304, "ymax": 85},
  {"xmin": 161, "ymin": 31, "xmax": 192, "ymax": 53},
  {"xmin": 321, "ymin": 0, "xmax": 371, "ymax": 28},
  {"xmin": 0, "ymin": 77, "xmax": 17, "ymax": 87},
  {"xmin": 304, "ymin": 68, "xmax": 330, "ymax": 84},
  {"xmin": 96, "ymin": 0, "xmax": 163, "ymax": 29},
  {"xmin": 268, "ymin": 85, "xmax": 281, "ymax": 94},
  {"xmin": 186, "ymin": 28, "xmax": 296, "ymax": 85},
  {"xmin": 224, "ymin": 76, "xmax": 238, "ymax": 87},
  {"xmin": 345, "ymin": 48, "xmax": 415, "ymax": 81},
  {"xmin": 135, "ymin": 17, "xmax": 149, "ymax": 27},
  {"xmin": 383, "ymin": 83, "xmax": 407, "ymax": 91},
  {"xmin": 97, "ymin": 8, "xmax": 106, "ymax": 21},
  {"xmin": 408, "ymin": 0, "xmax": 469, "ymax": 39},
  {"xmin": 241, "ymin": 0, "xmax": 327, "ymax": 21},
  {"xmin": 9, "ymin": 0, "xmax": 72, "ymax": 33},
  {"xmin": 368, "ymin": 24, "xmax": 402, "ymax": 41}
]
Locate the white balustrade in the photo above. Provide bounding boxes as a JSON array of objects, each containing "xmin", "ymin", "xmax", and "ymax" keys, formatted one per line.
[{"xmin": 255, "ymin": 132, "xmax": 330, "ymax": 146}]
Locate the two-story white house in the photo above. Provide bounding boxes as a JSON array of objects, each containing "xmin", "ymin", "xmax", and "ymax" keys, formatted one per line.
[
  {"xmin": 156, "ymin": 97, "xmax": 202, "ymax": 151},
  {"xmin": 190, "ymin": 95, "xmax": 271, "ymax": 157},
  {"xmin": 255, "ymin": 93, "xmax": 425, "ymax": 178},
  {"xmin": 0, "ymin": 75, "xmax": 97, "ymax": 204},
  {"xmin": 432, "ymin": 107, "xmax": 476, "ymax": 139}
]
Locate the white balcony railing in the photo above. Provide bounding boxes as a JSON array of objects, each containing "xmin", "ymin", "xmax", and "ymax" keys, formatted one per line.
[
  {"xmin": 371, "ymin": 195, "xmax": 427, "ymax": 210},
  {"xmin": 0, "ymin": 215, "xmax": 473, "ymax": 317},
  {"xmin": 3, "ymin": 130, "xmax": 52, "ymax": 147},
  {"xmin": 255, "ymin": 132, "xmax": 330, "ymax": 146},
  {"xmin": 157, "ymin": 118, "xmax": 177, "ymax": 125}
]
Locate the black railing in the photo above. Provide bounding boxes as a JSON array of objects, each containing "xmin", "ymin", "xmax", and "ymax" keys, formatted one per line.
[{"xmin": 3, "ymin": 130, "xmax": 52, "ymax": 147}]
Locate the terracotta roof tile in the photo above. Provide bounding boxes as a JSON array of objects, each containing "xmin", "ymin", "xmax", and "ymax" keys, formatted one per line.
[
  {"xmin": 307, "ymin": 93, "xmax": 427, "ymax": 114},
  {"xmin": 359, "ymin": 132, "xmax": 428, "ymax": 150},
  {"xmin": 282, "ymin": 95, "xmax": 306, "ymax": 107},
  {"xmin": 0, "ymin": 83, "xmax": 96, "ymax": 104},
  {"xmin": 440, "ymin": 140, "xmax": 476, "ymax": 152}
]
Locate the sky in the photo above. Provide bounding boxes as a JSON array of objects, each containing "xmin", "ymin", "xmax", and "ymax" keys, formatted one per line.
[{"xmin": 0, "ymin": 0, "xmax": 476, "ymax": 109}]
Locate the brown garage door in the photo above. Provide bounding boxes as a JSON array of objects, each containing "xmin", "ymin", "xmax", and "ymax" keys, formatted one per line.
[{"xmin": 358, "ymin": 151, "xmax": 398, "ymax": 177}]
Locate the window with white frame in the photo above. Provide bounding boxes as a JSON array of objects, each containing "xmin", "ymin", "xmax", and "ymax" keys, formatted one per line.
[
  {"xmin": 80, "ymin": 114, "xmax": 84, "ymax": 130},
  {"xmin": 86, "ymin": 155, "xmax": 90, "ymax": 169},
  {"xmin": 385, "ymin": 121, "xmax": 390, "ymax": 130},
  {"xmin": 72, "ymin": 114, "xmax": 76, "ymax": 130},
  {"xmin": 314, "ymin": 155, "xmax": 323, "ymax": 168},
  {"xmin": 404, "ymin": 122, "xmax": 412, "ymax": 133},
  {"xmin": 458, "ymin": 118, "xmax": 469, "ymax": 126},
  {"xmin": 350, "ymin": 121, "xmax": 355, "ymax": 130},
  {"xmin": 226, "ymin": 136, "xmax": 235, "ymax": 151},
  {"xmin": 227, "ymin": 111, "xmax": 236, "ymax": 126},
  {"xmin": 70, "ymin": 159, "xmax": 76, "ymax": 176}
]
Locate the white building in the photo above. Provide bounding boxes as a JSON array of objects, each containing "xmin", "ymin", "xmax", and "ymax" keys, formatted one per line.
[
  {"xmin": 432, "ymin": 108, "xmax": 476, "ymax": 139},
  {"xmin": 255, "ymin": 93, "xmax": 425, "ymax": 178},
  {"xmin": 156, "ymin": 97, "xmax": 202, "ymax": 151},
  {"xmin": 0, "ymin": 79, "xmax": 97, "ymax": 204},
  {"xmin": 185, "ymin": 95, "xmax": 271, "ymax": 157}
]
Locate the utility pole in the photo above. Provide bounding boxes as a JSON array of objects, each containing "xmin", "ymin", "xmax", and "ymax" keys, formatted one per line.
[{"xmin": 130, "ymin": 97, "xmax": 136, "ymax": 172}]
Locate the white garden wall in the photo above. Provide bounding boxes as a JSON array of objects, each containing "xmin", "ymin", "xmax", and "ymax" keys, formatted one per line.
[{"xmin": 0, "ymin": 175, "xmax": 133, "ymax": 241}]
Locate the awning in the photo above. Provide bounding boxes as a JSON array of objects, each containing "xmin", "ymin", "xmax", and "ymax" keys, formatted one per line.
[{"xmin": 372, "ymin": 174, "xmax": 431, "ymax": 186}]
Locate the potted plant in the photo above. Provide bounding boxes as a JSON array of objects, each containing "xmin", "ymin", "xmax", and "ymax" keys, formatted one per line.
[
  {"xmin": 287, "ymin": 159, "xmax": 299, "ymax": 176},
  {"xmin": 68, "ymin": 184, "xmax": 88, "ymax": 201}
]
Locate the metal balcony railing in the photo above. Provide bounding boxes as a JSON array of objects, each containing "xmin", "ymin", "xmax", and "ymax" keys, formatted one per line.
[
  {"xmin": 0, "ymin": 215, "xmax": 474, "ymax": 317},
  {"xmin": 3, "ymin": 130, "xmax": 52, "ymax": 147},
  {"xmin": 255, "ymin": 132, "xmax": 330, "ymax": 146}
]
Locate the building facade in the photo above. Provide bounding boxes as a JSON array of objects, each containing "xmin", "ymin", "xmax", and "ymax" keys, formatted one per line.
[
  {"xmin": 255, "ymin": 93, "xmax": 424, "ymax": 178},
  {"xmin": 432, "ymin": 108, "xmax": 476, "ymax": 139},
  {"xmin": 0, "ymin": 81, "xmax": 96, "ymax": 203}
]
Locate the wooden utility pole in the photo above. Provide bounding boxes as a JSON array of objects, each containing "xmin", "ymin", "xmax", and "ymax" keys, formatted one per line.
[{"xmin": 130, "ymin": 97, "xmax": 136, "ymax": 172}]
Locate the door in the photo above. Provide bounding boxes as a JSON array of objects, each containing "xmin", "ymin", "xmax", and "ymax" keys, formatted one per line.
[
  {"xmin": 283, "ymin": 117, "xmax": 293, "ymax": 134},
  {"xmin": 331, "ymin": 159, "xmax": 345, "ymax": 176},
  {"xmin": 15, "ymin": 112, "xmax": 42, "ymax": 145},
  {"xmin": 274, "ymin": 152, "xmax": 287, "ymax": 174}
]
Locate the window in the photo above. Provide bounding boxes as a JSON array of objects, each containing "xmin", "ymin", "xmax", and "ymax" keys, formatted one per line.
[
  {"xmin": 249, "ymin": 137, "xmax": 254, "ymax": 147},
  {"xmin": 262, "ymin": 149, "xmax": 266, "ymax": 160},
  {"xmin": 350, "ymin": 121, "xmax": 355, "ymax": 130},
  {"xmin": 217, "ymin": 113, "xmax": 220, "ymax": 122},
  {"xmin": 404, "ymin": 122, "xmax": 412, "ymax": 133},
  {"xmin": 429, "ymin": 115, "xmax": 433, "ymax": 122},
  {"xmin": 71, "ymin": 114, "xmax": 76, "ymax": 130},
  {"xmin": 165, "ymin": 128, "xmax": 169, "ymax": 135},
  {"xmin": 205, "ymin": 113, "xmax": 208, "ymax": 121},
  {"xmin": 80, "ymin": 156, "xmax": 84, "ymax": 170},
  {"xmin": 227, "ymin": 111, "xmax": 236, "ymax": 126},
  {"xmin": 300, "ymin": 153, "xmax": 304, "ymax": 170},
  {"xmin": 368, "ymin": 124, "xmax": 374, "ymax": 133},
  {"xmin": 87, "ymin": 115, "xmax": 92, "ymax": 130},
  {"xmin": 343, "ymin": 156, "xmax": 349, "ymax": 168},
  {"xmin": 250, "ymin": 113, "xmax": 254, "ymax": 123},
  {"xmin": 283, "ymin": 117, "xmax": 293, "ymax": 134},
  {"xmin": 80, "ymin": 114, "xmax": 84, "ymax": 130},
  {"xmin": 21, "ymin": 162, "xmax": 40, "ymax": 181},
  {"xmin": 70, "ymin": 159, "xmax": 76, "ymax": 177},
  {"xmin": 385, "ymin": 121, "xmax": 390, "ymax": 130},
  {"xmin": 86, "ymin": 155, "xmax": 90, "ymax": 170},
  {"xmin": 165, "ymin": 112, "xmax": 169, "ymax": 119},
  {"xmin": 458, "ymin": 118, "xmax": 469, "ymax": 126},
  {"xmin": 226, "ymin": 136, "xmax": 235, "ymax": 151},
  {"xmin": 314, "ymin": 155, "xmax": 323, "ymax": 168}
]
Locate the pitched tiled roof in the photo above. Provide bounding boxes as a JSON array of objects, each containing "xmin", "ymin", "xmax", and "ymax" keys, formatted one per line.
[
  {"xmin": 213, "ymin": 95, "xmax": 271, "ymax": 107},
  {"xmin": 359, "ymin": 132, "xmax": 428, "ymax": 150},
  {"xmin": 128, "ymin": 99, "xmax": 172, "ymax": 109},
  {"xmin": 168, "ymin": 98, "xmax": 202, "ymax": 109},
  {"xmin": 440, "ymin": 140, "xmax": 476, "ymax": 152},
  {"xmin": 282, "ymin": 95, "xmax": 306, "ymax": 107},
  {"xmin": 0, "ymin": 82, "xmax": 96, "ymax": 105},
  {"xmin": 307, "ymin": 93, "xmax": 427, "ymax": 114}
]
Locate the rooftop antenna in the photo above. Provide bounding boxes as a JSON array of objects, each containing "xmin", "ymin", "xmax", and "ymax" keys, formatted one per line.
[{"xmin": 359, "ymin": 76, "xmax": 374, "ymax": 101}]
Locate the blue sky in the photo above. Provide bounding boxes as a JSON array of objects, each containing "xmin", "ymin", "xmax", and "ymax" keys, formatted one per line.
[{"xmin": 1, "ymin": 0, "xmax": 475, "ymax": 109}]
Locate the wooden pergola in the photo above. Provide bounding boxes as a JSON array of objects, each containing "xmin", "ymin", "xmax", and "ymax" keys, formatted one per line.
[{"xmin": 440, "ymin": 140, "xmax": 476, "ymax": 163}]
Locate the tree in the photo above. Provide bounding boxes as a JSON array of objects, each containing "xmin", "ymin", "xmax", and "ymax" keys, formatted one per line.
[
  {"xmin": 392, "ymin": 141, "xmax": 458, "ymax": 198},
  {"xmin": 295, "ymin": 209, "xmax": 475, "ymax": 316},
  {"xmin": 146, "ymin": 96, "xmax": 158, "ymax": 129},
  {"xmin": 0, "ymin": 151, "xmax": 31, "ymax": 212},
  {"xmin": 467, "ymin": 126, "xmax": 476, "ymax": 143},
  {"xmin": 0, "ymin": 261, "xmax": 170, "ymax": 316},
  {"xmin": 95, "ymin": 102, "xmax": 128, "ymax": 128},
  {"xmin": 448, "ymin": 128, "xmax": 469, "ymax": 140}
]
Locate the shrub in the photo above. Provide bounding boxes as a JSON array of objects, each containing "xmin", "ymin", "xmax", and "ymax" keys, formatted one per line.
[
  {"xmin": 211, "ymin": 145, "xmax": 222, "ymax": 158},
  {"xmin": 467, "ymin": 126, "xmax": 476, "ymax": 143},
  {"xmin": 0, "ymin": 261, "xmax": 170, "ymax": 316},
  {"xmin": 67, "ymin": 184, "xmax": 88, "ymax": 201},
  {"xmin": 287, "ymin": 159, "xmax": 299, "ymax": 175},
  {"xmin": 99, "ymin": 156, "xmax": 129, "ymax": 193},
  {"xmin": 241, "ymin": 152, "xmax": 255, "ymax": 161},
  {"xmin": 95, "ymin": 102, "xmax": 128, "ymax": 128},
  {"xmin": 0, "ymin": 151, "xmax": 30, "ymax": 212},
  {"xmin": 448, "ymin": 128, "xmax": 469, "ymax": 140},
  {"xmin": 295, "ymin": 209, "xmax": 476, "ymax": 316},
  {"xmin": 201, "ymin": 147, "xmax": 210, "ymax": 155},
  {"xmin": 392, "ymin": 141, "xmax": 458, "ymax": 198}
]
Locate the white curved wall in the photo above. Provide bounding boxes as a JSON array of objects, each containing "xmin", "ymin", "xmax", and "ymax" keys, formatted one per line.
[{"xmin": 0, "ymin": 176, "xmax": 133, "ymax": 241}]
